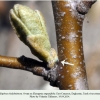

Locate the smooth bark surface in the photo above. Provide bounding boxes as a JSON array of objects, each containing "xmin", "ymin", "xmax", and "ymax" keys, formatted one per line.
[{"xmin": 52, "ymin": 1, "xmax": 88, "ymax": 90}]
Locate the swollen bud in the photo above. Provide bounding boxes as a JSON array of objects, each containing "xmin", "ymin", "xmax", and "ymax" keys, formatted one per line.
[{"xmin": 9, "ymin": 4, "xmax": 58, "ymax": 68}]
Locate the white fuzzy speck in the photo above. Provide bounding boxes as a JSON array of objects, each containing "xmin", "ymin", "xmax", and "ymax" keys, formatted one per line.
[
  {"xmin": 77, "ymin": 22, "xmax": 80, "ymax": 24},
  {"xmin": 81, "ymin": 46, "xmax": 83, "ymax": 48},
  {"xmin": 61, "ymin": 75, "xmax": 64, "ymax": 78},
  {"xmin": 60, "ymin": 12, "xmax": 66, "ymax": 16},
  {"xmin": 71, "ymin": 27, "xmax": 74, "ymax": 30},
  {"xmin": 74, "ymin": 77, "xmax": 88, "ymax": 90},
  {"xmin": 59, "ymin": 74, "xmax": 61, "ymax": 76},
  {"xmin": 80, "ymin": 62, "xmax": 82, "ymax": 64},
  {"xmin": 62, "ymin": 36, "xmax": 65, "ymax": 39},
  {"xmin": 68, "ymin": 84, "xmax": 72, "ymax": 87},
  {"xmin": 75, "ymin": 34, "xmax": 78, "ymax": 37},
  {"xmin": 72, "ymin": 54, "xmax": 77, "ymax": 58},
  {"xmin": 66, "ymin": 32, "xmax": 77, "ymax": 42},
  {"xmin": 69, "ymin": 9, "xmax": 73, "ymax": 12},
  {"xmin": 78, "ymin": 30, "xmax": 82, "ymax": 33},
  {"xmin": 60, "ymin": 67, "xmax": 63, "ymax": 69},
  {"xmin": 62, "ymin": 47, "xmax": 65, "ymax": 50},
  {"xmin": 76, "ymin": 67, "xmax": 80, "ymax": 71},
  {"xmin": 59, "ymin": 34, "xmax": 61, "ymax": 37}
]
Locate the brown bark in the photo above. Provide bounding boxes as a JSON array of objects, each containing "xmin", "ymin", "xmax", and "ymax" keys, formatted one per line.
[{"xmin": 0, "ymin": 55, "xmax": 47, "ymax": 77}]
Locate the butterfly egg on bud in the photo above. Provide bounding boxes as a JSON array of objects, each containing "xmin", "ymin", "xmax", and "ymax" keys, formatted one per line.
[
  {"xmin": 47, "ymin": 48, "xmax": 58, "ymax": 68},
  {"xmin": 9, "ymin": 4, "xmax": 58, "ymax": 68}
]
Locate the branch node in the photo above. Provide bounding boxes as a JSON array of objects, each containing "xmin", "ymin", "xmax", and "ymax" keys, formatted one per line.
[
  {"xmin": 76, "ymin": 0, "xmax": 97, "ymax": 14},
  {"xmin": 44, "ymin": 62, "xmax": 59, "ymax": 87}
]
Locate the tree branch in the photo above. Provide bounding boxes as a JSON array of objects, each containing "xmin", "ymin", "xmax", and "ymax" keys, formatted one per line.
[
  {"xmin": 52, "ymin": 0, "xmax": 89, "ymax": 90},
  {"xmin": 0, "ymin": 55, "xmax": 47, "ymax": 76},
  {"xmin": 52, "ymin": 0, "xmax": 96, "ymax": 90},
  {"xmin": 0, "ymin": 55, "xmax": 58, "ymax": 86}
]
